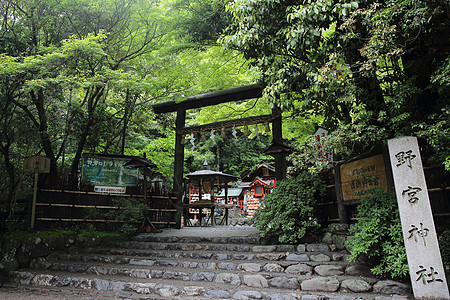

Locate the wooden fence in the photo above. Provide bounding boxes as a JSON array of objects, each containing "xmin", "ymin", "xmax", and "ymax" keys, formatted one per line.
[
  {"xmin": 14, "ymin": 163, "xmax": 449, "ymax": 230},
  {"xmin": 315, "ymin": 166, "xmax": 450, "ymax": 229},
  {"xmin": 33, "ymin": 187, "xmax": 179, "ymax": 230}
]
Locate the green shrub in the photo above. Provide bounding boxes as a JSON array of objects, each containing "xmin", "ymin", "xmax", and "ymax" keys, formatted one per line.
[
  {"xmin": 107, "ymin": 197, "xmax": 149, "ymax": 235},
  {"xmin": 252, "ymin": 172, "xmax": 325, "ymax": 244},
  {"xmin": 347, "ymin": 189, "xmax": 408, "ymax": 280},
  {"xmin": 87, "ymin": 197, "xmax": 148, "ymax": 235},
  {"xmin": 438, "ymin": 231, "xmax": 450, "ymax": 279}
]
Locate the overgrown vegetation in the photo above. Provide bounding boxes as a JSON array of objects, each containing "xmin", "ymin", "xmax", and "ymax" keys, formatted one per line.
[
  {"xmin": 252, "ymin": 172, "xmax": 326, "ymax": 244},
  {"xmin": 94, "ymin": 197, "xmax": 149, "ymax": 235},
  {"xmin": 223, "ymin": 0, "xmax": 450, "ymax": 170},
  {"xmin": 347, "ymin": 189, "xmax": 408, "ymax": 280}
]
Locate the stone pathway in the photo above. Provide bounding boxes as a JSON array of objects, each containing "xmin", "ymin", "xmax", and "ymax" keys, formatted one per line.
[{"xmin": 3, "ymin": 225, "xmax": 414, "ymax": 299}]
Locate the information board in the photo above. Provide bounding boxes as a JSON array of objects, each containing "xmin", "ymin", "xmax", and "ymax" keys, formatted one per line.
[
  {"xmin": 24, "ymin": 155, "xmax": 51, "ymax": 173},
  {"xmin": 82, "ymin": 155, "xmax": 138, "ymax": 186},
  {"xmin": 340, "ymin": 154, "xmax": 388, "ymax": 201}
]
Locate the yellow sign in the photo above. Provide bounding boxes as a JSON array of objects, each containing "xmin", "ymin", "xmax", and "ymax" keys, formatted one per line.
[
  {"xmin": 340, "ymin": 154, "xmax": 388, "ymax": 201},
  {"xmin": 23, "ymin": 155, "xmax": 51, "ymax": 173}
]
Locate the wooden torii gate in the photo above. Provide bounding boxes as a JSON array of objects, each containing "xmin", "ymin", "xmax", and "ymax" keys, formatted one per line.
[{"xmin": 152, "ymin": 84, "xmax": 287, "ymax": 211}]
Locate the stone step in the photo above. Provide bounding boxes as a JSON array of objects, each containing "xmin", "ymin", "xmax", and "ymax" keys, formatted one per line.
[
  {"xmin": 132, "ymin": 234, "xmax": 261, "ymax": 244},
  {"xmin": 43, "ymin": 252, "xmax": 365, "ymax": 277},
  {"xmin": 30, "ymin": 258, "xmax": 374, "ymax": 285},
  {"xmin": 9, "ymin": 269, "xmax": 412, "ymax": 299},
  {"xmin": 108, "ymin": 238, "xmax": 336, "ymax": 255},
  {"xmin": 74, "ymin": 246, "xmax": 352, "ymax": 265},
  {"xmin": 7, "ymin": 228, "xmax": 413, "ymax": 299},
  {"xmin": 106, "ymin": 240, "xmax": 290, "ymax": 252},
  {"xmin": 101, "ymin": 239, "xmax": 351, "ymax": 265},
  {"xmin": 24, "ymin": 256, "xmax": 408, "ymax": 296}
]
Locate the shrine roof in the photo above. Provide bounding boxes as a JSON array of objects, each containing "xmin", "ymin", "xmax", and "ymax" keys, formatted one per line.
[
  {"xmin": 186, "ymin": 161, "xmax": 238, "ymax": 183},
  {"xmin": 240, "ymin": 161, "xmax": 276, "ymax": 182},
  {"xmin": 250, "ymin": 177, "xmax": 273, "ymax": 187}
]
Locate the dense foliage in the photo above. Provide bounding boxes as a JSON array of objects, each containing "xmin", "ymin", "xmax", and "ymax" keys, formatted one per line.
[
  {"xmin": 222, "ymin": 0, "xmax": 450, "ymax": 168},
  {"xmin": 252, "ymin": 172, "xmax": 326, "ymax": 244},
  {"xmin": 347, "ymin": 189, "xmax": 408, "ymax": 280},
  {"xmin": 0, "ymin": 0, "xmax": 257, "ymax": 231}
]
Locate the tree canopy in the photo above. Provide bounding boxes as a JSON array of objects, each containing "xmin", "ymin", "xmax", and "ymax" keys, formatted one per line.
[
  {"xmin": 0, "ymin": 0, "xmax": 257, "ymax": 230},
  {"xmin": 222, "ymin": 0, "xmax": 449, "ymax": 169}
]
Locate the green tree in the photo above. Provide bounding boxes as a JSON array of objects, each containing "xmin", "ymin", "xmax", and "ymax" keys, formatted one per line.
[
  {"xmin": 173, "ymin": 0, "xmax": 233, "ymax": 44},
  {"xmin": 222, "ymin": 0, "xmax": 450, "ymax": 167},
  {"xmin": 0, "ymin": 0, "xmax": 177, "ymax": 187},
  {"xmin": 0, "ymin": 0, "xmax": 190, "ymax": 230}
]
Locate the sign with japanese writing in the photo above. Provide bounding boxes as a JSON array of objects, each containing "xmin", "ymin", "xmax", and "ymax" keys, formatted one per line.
[
  {"xmin": 340, "ymin": 154, "xmax": 388, "ymax": 201},
  {"xmin": 94, "ymin": 186, "xmax": 126, "ymax": 194},
  {"xmin": 388, "ymin": 136, "xmax": 449, "ymax": 299},
  {"xmin": 23, "ymin": 155, "xmax": 51, "ymax": 173},
  {"xmin": 82, "ymin": 155, "xmax": 138, "ymax": 187},
  {"xmin": 313, "ymin": 127, "xmax": 332, "ymax": 163}
]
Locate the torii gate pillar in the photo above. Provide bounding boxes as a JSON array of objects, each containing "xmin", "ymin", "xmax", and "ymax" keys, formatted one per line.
[
  {"xmin": 174, "ymin": 108, "xmax": 186, "ymax": 211},
  {"xmin": 272, "ymin": 106, "xmax": 286, "ymax": 181}
]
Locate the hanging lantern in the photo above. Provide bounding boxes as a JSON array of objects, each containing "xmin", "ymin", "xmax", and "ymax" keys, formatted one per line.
[
  {"xmin": 244, "ymin": 124, "xmax": 249, "ymax": 136},
  {"xmin": 221, "ymin": 127, "xmax": 226, "ymax": 138},
  {"xmin": 265, "ymin": 121, "xmax": 270, "ymax": 133},
  {"xmin": 200, "ymin": 131, "xmax": 206, "ymax": 142}
]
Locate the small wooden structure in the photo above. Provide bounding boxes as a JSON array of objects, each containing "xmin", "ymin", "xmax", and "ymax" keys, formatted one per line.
[
  {"xmin": 184, "ymin": 161, "xmax": 238, "ymax": 226},
  {"xmin": 239, "ymin": 162, "xmax": 277, "ymax": 216}
]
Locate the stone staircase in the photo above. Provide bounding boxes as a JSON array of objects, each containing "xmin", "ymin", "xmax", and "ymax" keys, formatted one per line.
[{"xmin": 7, "ymin": 227, "xmax": 413, "ymax": 299}]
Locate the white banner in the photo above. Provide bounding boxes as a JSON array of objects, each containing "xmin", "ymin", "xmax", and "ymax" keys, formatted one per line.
[{"xmin": 94, "ymin": 186, "xmax": 126, "ymax": 194}]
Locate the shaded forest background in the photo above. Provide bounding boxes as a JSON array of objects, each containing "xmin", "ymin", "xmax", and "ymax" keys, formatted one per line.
[{"xmin": 0, "ymin": 0, "xmax": 449, "ymax": 229}]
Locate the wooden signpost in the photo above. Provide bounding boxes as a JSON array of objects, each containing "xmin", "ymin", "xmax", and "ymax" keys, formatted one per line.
[
  {"xmin": 388, "ymin": 136, "xmax": 449, "ymax": 299},
  {"xmin": 340, "ymin": 154, "xmax": 388, "ymax": 202},
  {"xmin": 23, "ymin": 155, "xmax": 51, "ymax": 229}
]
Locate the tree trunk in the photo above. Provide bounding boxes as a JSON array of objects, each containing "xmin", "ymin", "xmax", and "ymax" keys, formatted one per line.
[
  {"xmin": 69, "ymin": 86, "xmax": 105, "ymax": 189},
  {"xmin": 0, "ymin": 143, "xmax": 17, "ymax": 232},
  {"xmin": 30, "ymin": 90, "xmax": 58, "ymax": 187}
]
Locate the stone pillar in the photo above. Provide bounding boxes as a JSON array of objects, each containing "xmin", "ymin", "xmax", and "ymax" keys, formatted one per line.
[{"xmin": 388, "ymin": 136, "xmax": 449, "ymax": 299}]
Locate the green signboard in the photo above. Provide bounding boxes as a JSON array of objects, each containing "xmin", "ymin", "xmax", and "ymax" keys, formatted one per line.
[{"xmin": 81, "ymin": 155, "xmax": 138, "ymax": 186}]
